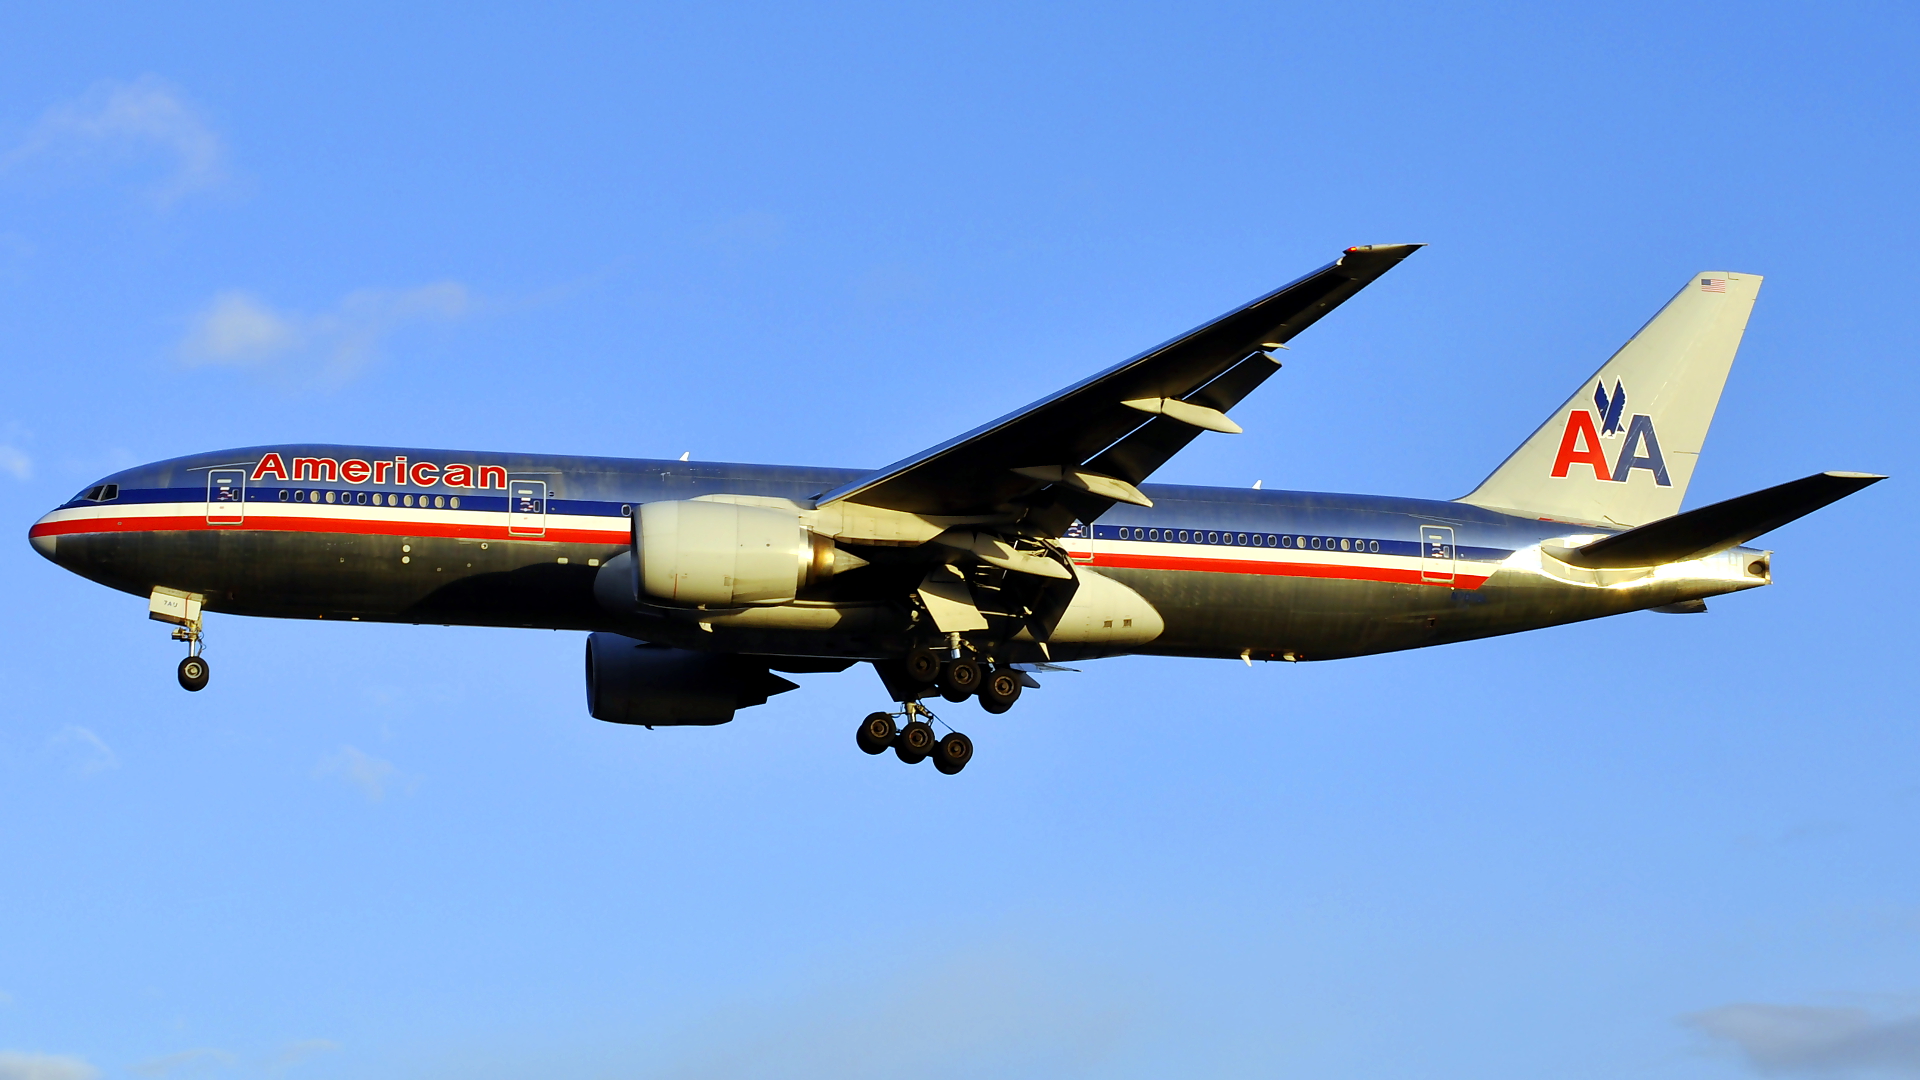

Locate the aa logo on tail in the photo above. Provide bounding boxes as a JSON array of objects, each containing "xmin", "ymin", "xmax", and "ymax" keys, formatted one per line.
[{"xmin": 1549, "ymin": 380, "xmax": 1671, "ymax": 485}]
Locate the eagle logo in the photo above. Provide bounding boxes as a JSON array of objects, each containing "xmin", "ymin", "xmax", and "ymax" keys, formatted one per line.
[{"xmin": 1592, "ymin": 380, "xmax": 1627, "ymax": 437}]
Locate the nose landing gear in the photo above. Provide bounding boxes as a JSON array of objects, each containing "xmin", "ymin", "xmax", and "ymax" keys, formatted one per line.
[{"xmin": 149, "ymin": 587, "xmax": 210, "ymax": 692}]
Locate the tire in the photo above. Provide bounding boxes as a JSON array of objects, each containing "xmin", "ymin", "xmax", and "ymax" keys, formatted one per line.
[
  {"xmin": 856, "ymin": 712, "xmax": 897, "ymax": 755},
  {"xmin": 894, "ymin": 719, "xmax": 936, "ymax": 764},
  {"xmin": 980, "ymin": 667, "xmax": 1022, "ymax": 712},
  {"xmin": 177, "ymin": 656, "xmax": 209, "ymax": 692},
  {"xmin": 904, "ymin": 648, "xmax": 942, "ymax": 685},
  {"xmin": 933, "ymin": 731, "xmax": 974, "ymax": 775},
  {"xmin": 937, "ymin": 657, "xmax": 981, "ymax": 702}
]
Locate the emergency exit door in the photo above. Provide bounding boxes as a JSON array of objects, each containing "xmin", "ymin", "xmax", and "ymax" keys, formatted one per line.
[
  {"xmin": 508, "ymin": 480, "xmax": 547, "ymax": 536},
  {"xmin": 207, "ymin": 468, "xmax": 246, "ymax": 525}
]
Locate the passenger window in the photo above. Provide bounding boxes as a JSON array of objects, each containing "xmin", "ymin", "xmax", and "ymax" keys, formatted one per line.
[
  {"xmin": 450, "ymin": 496, "xmax": 460, "ymax": 509},
  {"xmin": 1281, "ymin": 535, "xmax": 1291, "ymax": 547},
  {"xmin": 1310, "ymin": 537, "xmax": 1321, "ymax": 549},
  {"xmin": 620, "ymin": 504, "xmax": 632, "ymax": 517},
  {"xmin": 278, "ymin": 489, "xmax": 289, "ymax": 501},
  {"xmin": 324, "ymin": 491, "xmax": 335, "ymax": 504},
  {"xmin": 1179, "ymin": 531, "xmax": 1189, "ymax": 542},
  {"xmin": 1267, "ymin": 535, "xmax": 1278, "ymax": 547},
  {"xmin": 1237, "ymin": 533, "xmax": 1248, "ymax": 545},
  {"xmin": 1369, "ymin": 540, "xmax": 1380, "ymax": 552},
  {"xmin": 1118, "ymin": 527, "xmax": 1130, "ymax": 540},
  {"xmin": 434, "ymin": 495, "xmax": 445, "ymax": 509},
  {"xmin": 1339, "ymin": 538, "xmax": 1349, "ymax": 551},
  {"xmin": 1251, "ymin": 534, "xmax": 1263, "ymax": 547},
  {"xmin": 1207, "ymin": 531, "xmax": 1219, "ymax": 544}
]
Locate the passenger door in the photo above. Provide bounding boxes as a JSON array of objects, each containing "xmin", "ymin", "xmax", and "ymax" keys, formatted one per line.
[
  {"xmin": 508, "ymin": 479, "xmax": 547, "ymax": 537},
  {"xmin": 1420, "ymin": 525, "xmax": 1455, "ymax": 585},
  {"xmin": 207, "ymin": 468, "xmax": 246, "ymax": 525}
]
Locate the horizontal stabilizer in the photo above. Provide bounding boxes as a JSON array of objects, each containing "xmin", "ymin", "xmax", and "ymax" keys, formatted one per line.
[{"xmin": 1561, "ymin": 471, "xmax": 1885, "ymax": 569}]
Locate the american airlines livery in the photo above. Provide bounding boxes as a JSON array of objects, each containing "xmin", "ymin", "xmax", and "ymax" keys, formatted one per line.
[{"xmin": 29, "ymin": 246, "xmax": 1883, "ymax": 774}]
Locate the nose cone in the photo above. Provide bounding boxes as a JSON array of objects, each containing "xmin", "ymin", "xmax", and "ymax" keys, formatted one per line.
[{"xmin": 29, "ymin": 513, "xmax": 60, "ymax": 563}]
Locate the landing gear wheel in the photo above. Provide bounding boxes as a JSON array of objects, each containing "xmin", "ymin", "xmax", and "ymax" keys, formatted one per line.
[
  {"xmin": 856, "ymin": 712, "xmax": 897, "ymax": 755},
  {"xmin": 177, "ymin": 655, "xmax": 209, "ymax": 692},
  {"xmin": 904, "ymin": 648, "xmax": 943, "ymax": 686},
  {"xmin": 979, "ymin": 667, "xmax": 1022, "ymax": 714},
  {"xmin": 932, "ymin": 731, "xmax": 974, "ymax": 775},
  {"xmin": 894, "ymin": 719, "xmax": 936, "ymax": 764},
  {"xmin": 938, "ymin": 657, "xmax": 982, "ymax": 702}
]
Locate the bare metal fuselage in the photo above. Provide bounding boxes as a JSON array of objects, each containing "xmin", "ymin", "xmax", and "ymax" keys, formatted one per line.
[{"xmin": 30, "ymin": 445, "xmax": 1770, "ymax": 666}]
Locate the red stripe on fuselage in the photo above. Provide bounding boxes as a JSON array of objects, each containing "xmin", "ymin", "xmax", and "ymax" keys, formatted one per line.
[
  {"xmin": 31, "ymin": 516, "xmax": 1493, "ymax": 588},
  {"xmin": 28, "ymin": 514, "xmax": 631, "ymax": 546}
]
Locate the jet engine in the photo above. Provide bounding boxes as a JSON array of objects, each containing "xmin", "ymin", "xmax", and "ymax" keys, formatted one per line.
[
  {"xmin": 632, "ymin": 500, "xmax": 865, "ymax": 606},
  {"xmin": 584, "ymin": 633, "xmax": 798, "ymax": 726}
]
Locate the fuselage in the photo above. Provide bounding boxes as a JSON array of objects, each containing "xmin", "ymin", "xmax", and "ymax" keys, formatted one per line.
[{"xmin": 29, "ymin": 444, "xmax": 1771, "ymax": 664}]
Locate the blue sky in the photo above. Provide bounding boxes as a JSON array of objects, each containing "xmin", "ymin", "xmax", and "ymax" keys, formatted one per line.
[{"xmin": 3, "ymin": 3, "xmax": 1917, "ymax": 1077}]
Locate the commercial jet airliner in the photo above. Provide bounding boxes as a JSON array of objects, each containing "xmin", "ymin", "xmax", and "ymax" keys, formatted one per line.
[{"xmin": 29, "ymin": 246, "xmax": 1883, "ymax": 774}]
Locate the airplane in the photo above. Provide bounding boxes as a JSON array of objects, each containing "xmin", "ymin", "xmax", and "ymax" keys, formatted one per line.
[{"xmin": 28, "ymin": 245, "xmax": 1884, "ymax": 775}]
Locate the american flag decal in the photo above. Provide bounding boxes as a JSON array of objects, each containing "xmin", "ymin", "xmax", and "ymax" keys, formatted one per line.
[{"xmin": 1699, "ymin": 277, "xmax": 1727, "ymax": 293}]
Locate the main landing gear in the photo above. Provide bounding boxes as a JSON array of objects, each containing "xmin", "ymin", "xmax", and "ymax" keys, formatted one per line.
[
  {"xmin": 856, "ymin": 703, "xmax": 974, "ymax": 774},
  {"xmin": 857, "ymin": 646, "xmax": 1028, "ymax": 774}
]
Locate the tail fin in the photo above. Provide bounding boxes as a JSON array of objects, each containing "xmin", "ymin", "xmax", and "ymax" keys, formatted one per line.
[{"xmin": 1459, "ymin": 272, "xmax": 1763, "ymax": 526}]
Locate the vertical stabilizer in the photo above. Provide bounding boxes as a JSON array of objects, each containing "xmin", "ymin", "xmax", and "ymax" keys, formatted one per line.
[{"xmin": 1459, "ymin": 272, "xmax": 1762, "ymax": 527}]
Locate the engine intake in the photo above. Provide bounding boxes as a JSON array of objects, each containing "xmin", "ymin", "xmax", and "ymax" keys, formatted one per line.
[
  {"xmin": 632, "ymin": 500, "xmax": 863, "ymax": 606},
  {"xmin": 584, "ymin": 633, "xmax": 798, "ymax": 726}
]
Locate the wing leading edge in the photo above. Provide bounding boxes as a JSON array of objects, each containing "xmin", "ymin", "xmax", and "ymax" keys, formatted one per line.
[{"xmin": 815, "ymin": 244, "xmax": 1422, "ymax": 531}]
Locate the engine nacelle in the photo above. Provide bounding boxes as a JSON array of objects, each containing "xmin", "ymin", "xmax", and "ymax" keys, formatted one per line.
[
  {"xmin": 633, "ymin": 500, "xmax": 854, "ymax": 607},
  {"xmin": 584, "ymin": 633, "xmax": 798, "ymax": 726}
]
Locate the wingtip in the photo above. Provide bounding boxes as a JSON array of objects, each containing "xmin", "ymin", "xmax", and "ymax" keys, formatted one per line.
[{"xmin": 1823, "ymin": 471, "xmax": 1888, "ymax": 482}]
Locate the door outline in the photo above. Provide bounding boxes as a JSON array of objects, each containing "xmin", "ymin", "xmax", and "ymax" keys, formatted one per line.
[
  {"xmin": 207, "ymin": 468, "xmax": 246, "ymax": 525},
  {"xmin": 508, "ymin": 479, "xmax": 548, "ymax": 536},
  {"xmin": 1420, "ymin": 525, "xmax": 1455, "ymax": 585}
]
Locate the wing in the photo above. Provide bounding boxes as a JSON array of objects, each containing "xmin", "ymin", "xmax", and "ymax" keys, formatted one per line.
[{"xmin": 814, "ymin": 244, "xmax": 1422, "ymax": 532}]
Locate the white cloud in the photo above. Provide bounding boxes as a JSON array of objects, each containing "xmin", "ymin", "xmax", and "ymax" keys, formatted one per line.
[
  {"xmin": 0, "ymin": 445, "xmax": 30, "ymax": 481},
  {"xmin": 6, "ymin": 77, "xmax": 225, "ymax": 202},
  {"xmin": 130, "ymin": 1048, "xmax": 234, "ymax": 1077},
  {"xmin": 0, "ymin": 1052, "xmax": 98, "ymax": 1080},
  {"xmin": 46, "ymin": 726, "xmax": 117, "ymax": 775},
  {"xmin": 179, "ymin": 282, "xmax": 469, "ymax": 388},
  {"xmin": 268, "ymin": 1040, "xmax": 338, "ymax": 1072},
  {"xmin": 317, "ymin": 746, "xmax": 405, "ymax": 802},
  {"xmin": 1688, "ymin": 1003, "xmax": 1920, "ymax": 1076}
]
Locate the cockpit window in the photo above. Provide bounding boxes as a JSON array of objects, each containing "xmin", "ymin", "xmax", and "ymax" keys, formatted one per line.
[{"xmin": 78, "ymin": 484, "xmax": 119, "ymax": 503}]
